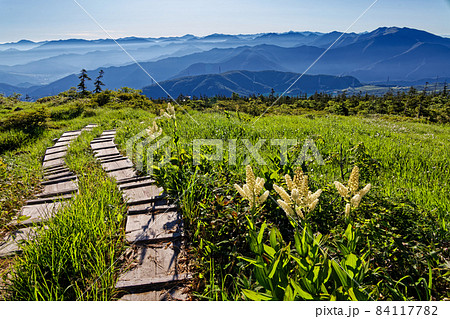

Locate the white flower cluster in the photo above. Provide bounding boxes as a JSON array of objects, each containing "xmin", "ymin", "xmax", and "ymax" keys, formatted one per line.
[
  {"xmin": 234, "ymin": 165, "xmax": 269, "ymax": 209},
  {"xmin": 160, "ymin": 102, "xmax": 176, "ymax": 119},
  {"xmin": 145, "ymin": 121, "xmax": 162, "ymax": 138},
  {"xmin": 334, "ymin": 166, "xmax": 371, "ymax": 217},
  {"xmin": 274, "ymin": 168, "xmax": 322, "ymax": 220}
]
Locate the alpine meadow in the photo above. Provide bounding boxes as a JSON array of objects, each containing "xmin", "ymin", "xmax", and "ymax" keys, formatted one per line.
[{"xmin": 0, "ymin": 0, "xmax": 449, "ymax": 305}]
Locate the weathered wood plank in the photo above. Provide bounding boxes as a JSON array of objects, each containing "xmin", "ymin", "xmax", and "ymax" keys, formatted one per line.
[
  {"xmin": 94, "ymin": 148, "xmax": 120, "ymax": 158},
  {"xmin": 43, "ymin": 167, "xmax": 70, "ymax": 176},
  {"xmin": 127, "ymin": 200, "xmax": 177, "ymax": 215},
  {"xmin": 38, "ymin": 180, "xmax": 77, "ymax": 197},
  {"xmin": 57, "ymin": 135, "xmax": 79, "ymax": 143},
  {"xmin": 61, "ymin": 131, "xmax": 82, "ymax": 138},
  {"xmin": 107, "ymin": 168, "xmax": 137, "ymax": 181},
  {"xmin": 119, "ymin": 286, "xmax": 189, "ymax": 301},
  {"xmin": 125, "ymin": 210, "xmax": 183, "ymax": 243},
  {"xmin": 115, "ymin": 241, "xmax": 189, "ymax": 290},
  {"xmin": 102, "ymin": 160, "xmax": 134, "ymax": 172},
  {"xmin": 91, "ymin": 136, "xmax": 114, "ymax": 143},
  {"xmin": 99, "ymin": 155, "xmax": 128, "ymax": 164},
  {"xmin": 82, "ymin": 124, "xmax": 97, "ymax": 131},
  {"xmin": 41, "ymin": 175, "xmax": 76, "ymax": 185},
  {"xmin": 91, "ymin": 141, "xmax": 116, "ymax": 150},
  {"xmin": 122, "ymin": 184, "xmax": 164, "ymax": 204},
  {"xmin": 101, "ymin": 130, "xmax": 116, "ymax": 135},
  {"xmin": 9, "ymin": 202, "xmax": 62, "ymax": 227},
  {"xmin": 115, "ymin": 175, "xmax": 152, "ymax": 185},
  {"xmin": 52, "ymin": 141, "xmax": 71, "ymax": 148},
  {"xmin": 0, "ymin": 227, "xmax": 43, "ymax": 257},
  {"xmin": 42, "ymin": 158, "xmax": 65, "ymax": 169},
  {"xmin": 44, "ymin": 171, "xmax": 74, "ymax": 181},
  {"xmin": 118, "ymin": 178, "xmax": 156, "ymax": 190},
  {"xmin": 43, "ymin": 151, "xmax": 67, "ymax": 162},
  {"xmin": 45, "ymin": 146, "xmax": 68, "ymax": 155},
  {"xmin": 26, "ymin": 194, "xmax": 73, "ymax": 205}
]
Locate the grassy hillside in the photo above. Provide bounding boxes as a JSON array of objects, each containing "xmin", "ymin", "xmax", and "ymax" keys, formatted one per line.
[{"xmin": 1, "ymin": 89, "xmax": 449, "ymax": 300}]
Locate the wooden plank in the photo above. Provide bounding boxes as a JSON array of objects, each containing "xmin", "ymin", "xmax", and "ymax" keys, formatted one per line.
[
  {"xmin": 91, "ymin": 137, "xmax": 114, "ymax": 144},
  {"xmin": 0, "ymin": 227, "xmax": 42, "ymax": 257},
  {"xmin": 125, "ymin": 210, "xmax": 183, "ymax": 243},
  {"xmin": 61, "ymin": 131, "xmax": 81, "ymax": 137},
  {"xmin": 82, "ymin": 124, "xmax": 98, "ymax": 131},
  {"xmin": 91, "ymin": 141, "xmax": 116, "ymax": 150},
  {"xmin": 99, "ymin": 155, "xmax": 128, "ymax": 164},
  {"xmin": 43, "ymin": 167, "xmax": 70, "ymax": 176},
  {"xmin": 119, "ymin": 179, "xmax": 156, "ymax": 190},
  {"xmin": 44, "ymin": 171, "xmax": 74, "ymax": 181},
  {"xmin": 52, "ymin": 141, "xmax": 71, "ymax": 148},
  {"xmin": 45, "ymin": 146, "xmax": 68, "ymax": 155},
  {"xmin": 57, "ymin": 135, "xmax": 79, "ymax": 143},
  {"xmin": 101, "ymin": 129, "xmax": 116, "ymax": 134},
  {"xmin": 102, "ymin": 159, "xmax": 134, "ymax": 172},
  {"xmin": 26, "ymin": 194, "xmax": 73, "ymax": 205},
  {"xmin": 42, "ymin": 175, "xmax": 76, "ymax": 185},
  {"xmin": 94, "ymin": 148, "xmax": 120, "ymax": 158},
  {"xmin": 116, "ymin": 175, "xmax": 152, "ymax": 185},
  {"xmin": 107, "ymin": 168, "xmax": 137, "ymax": 181},
  {"xmin": 119, "ymin": 286, "xmax": 189, "ymax": 301},
  {"xmin": 39, "ymin": 180, "xmax": 77, "ymax": 197},
  {"xmin": 9, "ymin": 202, "xmax": 62, "ymax": 227},
  {"xmin": 128, "ymin": 201, "xmax": 177, "ymax": 215},
  {"xmin": 122, "ymin": 185, "xmax": 164, "ymax": 204},
  {"xmin": 43, "ymin": 151, "xmax": 67, "ymax": 162},
  {"xmin": 115, "ymin": 241, "xmax": 189, "ymax": 290},
  {"xmin": 42, "ymin": 158, "xmax": 65, "ymax": 169}
]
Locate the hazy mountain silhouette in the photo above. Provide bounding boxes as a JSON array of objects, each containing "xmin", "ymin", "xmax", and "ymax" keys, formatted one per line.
[
  {"xmin": 142, "ymin": 70, "xmax": 361, "ymax": 98},
  {"xmin": 1, "ymin": 27, "xmax": 449, "ymax": 97}
]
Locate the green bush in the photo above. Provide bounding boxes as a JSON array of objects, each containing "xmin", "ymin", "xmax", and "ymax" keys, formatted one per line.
[
  {"xmin": 0, "ymin": 106, "xmax": 49, "ymax": 134},
  {"xmin": 0, "ymin": 130, "xmax": 29, "ymax": 153},
  {"xmin": 50, "ymin": 103, "xmax": 85, "ymax": 120}
]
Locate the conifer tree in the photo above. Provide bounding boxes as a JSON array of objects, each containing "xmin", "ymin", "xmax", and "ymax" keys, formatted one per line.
[
  {"xmin": 77, "ymin": 69, "xmax": 91, "ymax": 95},
  {"xmin": 94, "ymin": 70, "xmax": 105, "ymax": 93}
]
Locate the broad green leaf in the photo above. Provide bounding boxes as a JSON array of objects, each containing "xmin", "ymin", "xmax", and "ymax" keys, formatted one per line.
[
  {"xmin": 242, "ymin": 289, "xmax": 273, "ymax": 301},
  {"xmin": 332, "ymin": 260, "xmax": 348, "ymax": 287},
  {"xmin": 290, "ymin": 279, "xmax": 314, "ymax": 300},
  {"xmin": 257, "ymin": 221, "xmax": 267, "ymax": 244},
  {"xmin": 263, "ymin": 244, "xmax": 276, "ymax": 258}
]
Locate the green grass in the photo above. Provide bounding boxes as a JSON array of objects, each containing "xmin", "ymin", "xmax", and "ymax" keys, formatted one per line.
[
  {"xmin": 1, "ymin": 91, "xmax": 449, "ymax": 300},
  {"xmin": 114, "ymin": 110, "xmax": 449, "ymax": 300}
]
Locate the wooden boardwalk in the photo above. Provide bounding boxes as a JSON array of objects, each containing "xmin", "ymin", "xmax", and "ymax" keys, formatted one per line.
[
  {"xmin": 0, "ymin": 124, "xmax": 97, "ymax": 257},
  {"xmin": 91, "ymin": 130, "xmax": 190, "ymax": 301}
]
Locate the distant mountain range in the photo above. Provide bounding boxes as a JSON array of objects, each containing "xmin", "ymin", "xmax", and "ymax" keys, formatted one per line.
[
  {"xmin": 142, "ymin": 70, "xmax": 361, "ymax": 98},
  {"xmin": 0, "ymin": 27, "xmax": 449, "ymax": 99}
]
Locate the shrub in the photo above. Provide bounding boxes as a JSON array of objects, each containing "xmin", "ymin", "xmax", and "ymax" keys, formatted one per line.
[
  {"xmin": 0, "ymin": 130, "xmax": 29, "ymax": 153},
  {"xmin": 50, "ymin": 103, "xmax": 85, "ymax": 120},
  {"xmin": 0, "ymin": 106, "xmax": 49, "ymax": 134}
]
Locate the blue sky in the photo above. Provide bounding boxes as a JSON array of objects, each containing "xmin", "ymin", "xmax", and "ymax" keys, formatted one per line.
[{"xmin": 1, "ymin": 0, "xmax": 449, "ymax": 43}]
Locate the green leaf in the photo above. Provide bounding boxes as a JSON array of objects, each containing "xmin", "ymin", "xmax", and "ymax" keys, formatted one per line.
[
  {"xmin": 332, "ymin": 260, "xmax": 348, "ymax": 288},
  {"xmin": 263, "ymin": 244, "xmax": 276, "ymax": 258},
  {"xmin": 257, "ymin": 221, "xmax": 267, "ymax": 244},
  {"xmin": 344, "ymin": 224, "xmax": 354, "ymax": 242},
  {"xmin": 268, "ymin": 254, "xmax": 281, "ymax": 279},
  {"xmin": 290, "ymin": 279, "xmax": 314, "ymax": 300},
  {"xmin": 242, "ymin": 289, "xmax": 273, "ymax": 301}
]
